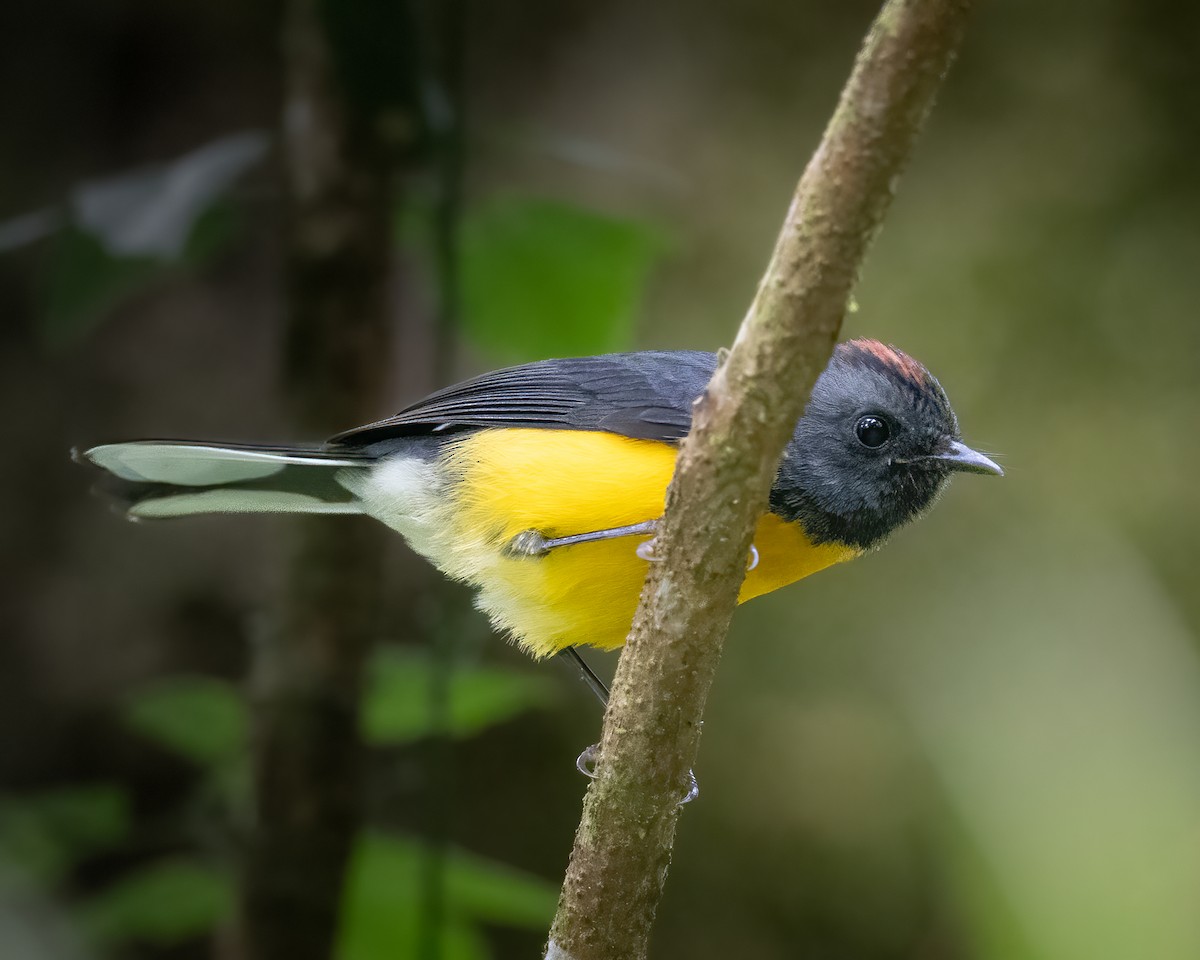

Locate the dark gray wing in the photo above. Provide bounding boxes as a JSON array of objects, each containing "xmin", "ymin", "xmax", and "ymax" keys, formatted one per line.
[{"xmin": 328, "ymin": 351, "xmax": 718, "ymax": 448}]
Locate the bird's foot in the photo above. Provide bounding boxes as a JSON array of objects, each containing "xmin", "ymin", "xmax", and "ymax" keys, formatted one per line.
[
  {"xmin": 508, "ymin": 520, "xmax": 660, "ymax": 558},
  {"xmin": 575, "ymin": 743, "xmax": 600, "ymax": 778},
  {"xmin": 575, "ymin": 743, "xmax": 699, "ymax": 806},
  {"xmin": 638, "ymin": 538, "xmax": 757, "ymax": 572}
]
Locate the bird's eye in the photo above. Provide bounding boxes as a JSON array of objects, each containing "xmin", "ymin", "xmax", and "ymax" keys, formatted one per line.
[{"xmin": 855, "ymin": 415, "xmax": 890, "ymax": 448}]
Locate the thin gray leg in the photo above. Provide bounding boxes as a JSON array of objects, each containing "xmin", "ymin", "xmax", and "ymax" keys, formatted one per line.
[
  {"xmin": 557, "ymin": 646, "xmax": 610, "ymax": 708},
  {"xmin": 557, "ymin": 645, "xmax": 698, "ymax": 806},
  {"xmin": 506, "ymin": 520, "xmax": 659, "ymax": 557}
]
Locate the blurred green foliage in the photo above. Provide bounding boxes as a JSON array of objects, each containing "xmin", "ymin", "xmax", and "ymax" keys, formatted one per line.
[
  {"xmin": 41, "ymin": 228, "xmax": 164, "ymax": 349},
  {"xmin": 0, "ymin": 643, "xmax": 558, "ymax": 957},
  {"xmin": 77, "ymin": 859, "xmax": 231, "ymax": 947},
  {"xmin": 363, "ymin": 648, "xmax": 557, "ymax": 745},
  {"xmin": 42, "ymin": 203, "xmax": 241, "ymax": 348},
  {"xmin": 459, "ymin": 196, "xmax": 665, "ymax": 360},
  {"xmin": 122, "ymin": 675, "xmax": 246, "ymax": 767},
  {"xmin": 0, "ymin": 786, "xmax": 128, "ymax": 886},
  {"xmin": 30, "ymin": 133, "xmax": 265, "ymax": 347},
  {"xmin": 339, "ymin": 833, "xmax": 557, "ymax": 960}
]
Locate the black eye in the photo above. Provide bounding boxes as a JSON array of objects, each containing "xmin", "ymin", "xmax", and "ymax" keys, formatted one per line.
[{"xmin": 855, "ymin": 415, "xmax": 890, "ymax": 448}]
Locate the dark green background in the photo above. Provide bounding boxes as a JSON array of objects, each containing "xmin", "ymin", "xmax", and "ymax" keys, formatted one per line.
[{"xmin": 2, "ymin": 1, "xmax": 1198, "ymax": 958}]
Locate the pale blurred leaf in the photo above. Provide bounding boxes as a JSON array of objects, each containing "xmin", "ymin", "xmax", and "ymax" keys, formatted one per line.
[
  {"xmin": 36, "ymin": 131, "xmax": 263, "ymax": 345},
  {"xmin": 0, "ymin": 861, "xmax": 93, "ymax": 960},
  {"xmin": 72, "ymin": 131, "xmax": 267, "ymax": 260},
  {"xmin": 892, "ymin": 513, "xmax": 1200, "ymax": 960},
  {"xmin": 0, "ymin": 208, "xmax": 62, "ymax": 253}
]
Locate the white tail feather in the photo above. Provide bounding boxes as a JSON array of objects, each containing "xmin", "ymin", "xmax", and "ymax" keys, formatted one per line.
[
  {"xmin": 130, "ymin": 488, "xmax": 365, "ymax": 519},
  {"xmin": 85, "ymin": 442, "xmax": 366, "ymax": 485},
  {"xmin": 83, "ymin": 441, "xmax": 372, "ymax": 519}
]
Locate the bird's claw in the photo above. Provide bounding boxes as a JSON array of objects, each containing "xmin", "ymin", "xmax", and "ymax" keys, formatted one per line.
[
  {"xmin": 576, "ymin": 743, "xmax": 600, "ymax": 778},
  {"xmin": 635, "ymin": 538, "xmax": 661, "ymax": 562},
  {"xmin": 680, "ymin": 769, "xmax": 700, "ymax": 806},
  {"xmin": 638, "ymin": 537, "xmax": 757, "ymax": 573},
  {"xmin": 575, "ymin": 743, "xmax": 699, "ymax": 806}
]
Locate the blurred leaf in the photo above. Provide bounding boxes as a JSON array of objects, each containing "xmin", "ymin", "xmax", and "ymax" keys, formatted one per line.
[
  {"xmin": 459, "ymin": 196, "xmax": 666, "ymax": 360},
  {"xmin": 338, "ymin": 832, "xmax": 555, "ymax": 960},
  {"xmin": 0, "ymin": 861, "xmax": 93, "ymax": 960},
  {"xmin": 36, "ymin": 131, "xmax": 262, "ymax": 346},
  {"xmin": 342, "ymin": 919, "xmax": 488, "ymax": 960},
  {"xmin": 0, "ymin": 786, "xmax": 128, "ymax": 885},
  {"xmin": 72, "ymin": 131, "xmax": 266, "ymax": 261},
  {"xmin": 941, "ymin": 817, "xmax": 1040, "ymax": 960},
  {"xmin": 1, "ymin": 129, "xmax": 261, "ymax": 259},
  {"xmin": 0, "ymin": 207, "xmax": 63, "ymax": 253},
  {"xmin": 77, "ymin": 858, "xmax": 230, "ymax": 946},
  {"xmin": 362, "ymin": 649, "xmax": 554, "ymax": 745},
  {"xmin": 892, "ymin": 513, "xmax": 1200, "ymax": 960},
  {"xmin": 440, "ymin": 842, "xmax": 559, "ymax": 929},
  {"xmin": 41, "ymin": 201, "xmax": 242, "ymax": 347},
  {"xmin": 338, "ymin": 835, "xmax": 418, "ymax": 960},
  {"xmin": 41, "ymin": 227, "xmax": 160, "ymax": 346},
  {"xmin": 122, "ymin": 676, "xmax": 245, "ymax": 767}
]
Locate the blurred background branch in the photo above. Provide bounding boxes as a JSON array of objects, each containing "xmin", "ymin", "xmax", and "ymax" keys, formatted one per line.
[{"xmin": 234, "ymin": 0, "xmax": 414, "ymax": 957}]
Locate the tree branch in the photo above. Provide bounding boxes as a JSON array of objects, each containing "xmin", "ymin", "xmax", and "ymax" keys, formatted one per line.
[
  {"xmin": 236, "ymin": 0, "xmax": 418, "ymax": 956},
  {"xmin": 547, "ymin": 2, "xmax": 973, "ymax": 958}
]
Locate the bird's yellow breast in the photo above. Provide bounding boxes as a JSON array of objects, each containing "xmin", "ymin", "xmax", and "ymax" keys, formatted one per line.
[{"xmin": 438, "ymin": 428, "xmax": 858, "ymax": 658}]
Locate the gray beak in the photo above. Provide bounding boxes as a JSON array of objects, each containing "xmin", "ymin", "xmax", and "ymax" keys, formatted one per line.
[{"xmin": 933, "ymin": 439, "xmax": 1004, "ymax": 476}]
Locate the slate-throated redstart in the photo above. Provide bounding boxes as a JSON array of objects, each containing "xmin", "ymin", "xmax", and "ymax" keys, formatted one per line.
[{"xmin": 82, "ymin": 339, "xmax": 1001, "ymax": 659}]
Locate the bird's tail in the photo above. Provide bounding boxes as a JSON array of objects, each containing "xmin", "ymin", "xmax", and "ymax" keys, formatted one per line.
[{"xmin": 78, "ymin": 441, "xmax": 374, "ymax": 520}]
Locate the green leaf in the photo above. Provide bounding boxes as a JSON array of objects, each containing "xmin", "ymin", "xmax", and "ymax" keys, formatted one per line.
[
  {"xmin": 941, "ymin": 820, "xmax": 1040, "ymax": 960},
  {"xmin": 37, "ymin": 130, "xmax": 264, "ymax": 347},
  {"xmin": 0, "ymin": 785, "xmax": 128, "ymax": 884},
  {"xmin": 459, "ymin": 196, "xmax": 666, "ymax": 360},
  {"xmin": 41, "ymin": 226, "xmax": 162, "ymax": 347},
  {"xmin": 338, "ymin": 832, "xmax": 555, "ymax": 960},
  {"xmin": 338, "ymin": 834, "xmax": 419, "ymax": 960},
  {"xmin": 362, "ymin": 649, "xmax": 555, "ymax": 745},
  {"xmin": 440, "ymin": 843, "xmax": 558, "ymax": 930},
  {"xmin": 122, "ymin": 676, "xmax": 246, "ymax": 766},
  {"xmin": 40, "ymin": 201, "xmax": 241, "ymax": 348},
  {"xmin": 77, "ymin": 858, "xmax": 230, "ymax": 946}
]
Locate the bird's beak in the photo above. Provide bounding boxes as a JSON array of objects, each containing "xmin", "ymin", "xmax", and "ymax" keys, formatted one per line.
[{"xmin": 932, "ymin": 438, "xmax": 1004, "ymax": 476}]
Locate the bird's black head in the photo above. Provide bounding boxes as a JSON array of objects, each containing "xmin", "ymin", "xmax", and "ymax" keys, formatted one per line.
[{"xmin": 770, "ymin": 339, "xmax": 1001, "ymax": 550}]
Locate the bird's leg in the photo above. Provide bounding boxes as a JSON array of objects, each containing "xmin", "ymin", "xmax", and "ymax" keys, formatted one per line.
[
  {"xmin": 556, "ymin": 645, "xmax": 699, "ymax": 806},
  {"xmin": 506, "ymin": 519, "xmax": 659, "ymax": 557},
  {"xmin": 558, "ymin": 645, "xmax": 610, "ymax": 709},
  {"xmin": 507, "ymin": 520, "xmax": 756, "ymax": 575}
]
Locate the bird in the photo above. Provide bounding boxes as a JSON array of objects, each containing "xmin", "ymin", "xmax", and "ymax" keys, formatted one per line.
[{"xmin": 81, "ymin": 339, "xmax": 1001, "ymax": 661}]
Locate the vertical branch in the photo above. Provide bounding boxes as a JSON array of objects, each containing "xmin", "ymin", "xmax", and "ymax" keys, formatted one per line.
[
  {"xmin": 430, "ymin": 0, "xmax": 465, "ymax": 387},
  {"xmin": 237, "ymin": 0, "xmax": 418, "ymax": 957},
  {"xmin": 417, "ymin": 2, "xmax": 466, "ymax": 957},
  {"xmin": 547, "ymin": 2, "xmax": 974, "ymax": 959}
]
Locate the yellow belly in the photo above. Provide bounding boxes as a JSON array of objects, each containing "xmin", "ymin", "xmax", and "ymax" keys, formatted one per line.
[{"xmin": 441, "ymin": 428, "xmax": 859, "ymax": 658}]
